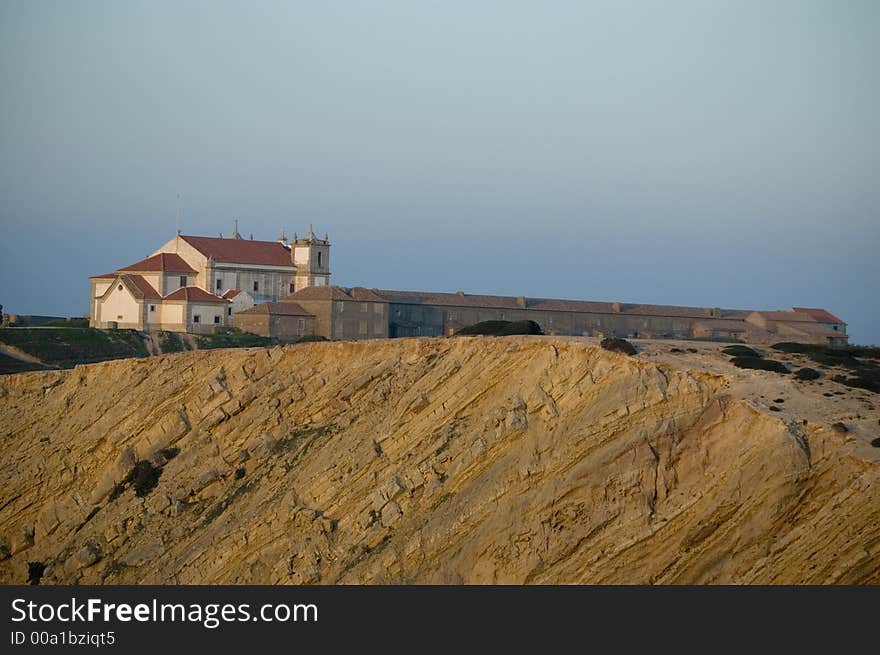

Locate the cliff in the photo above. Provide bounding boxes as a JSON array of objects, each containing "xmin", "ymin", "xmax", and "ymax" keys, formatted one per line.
[{"xmin": 1, "ymin": 336, "xmax": 878, "ymax": 584}]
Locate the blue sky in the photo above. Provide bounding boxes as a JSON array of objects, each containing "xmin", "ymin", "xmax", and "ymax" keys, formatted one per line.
[{"xmin": 1, "ymin": 1, "xmax": 878, "ymax": 342}]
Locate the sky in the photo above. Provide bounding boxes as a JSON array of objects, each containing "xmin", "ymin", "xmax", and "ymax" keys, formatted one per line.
[{"xmin": 1, "ymin": 1, "xmax": 877, "ymax": 342}]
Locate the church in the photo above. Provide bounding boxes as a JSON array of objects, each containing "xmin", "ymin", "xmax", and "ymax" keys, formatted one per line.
[
  {"xmin": 88, "ymin": 223, "xmax": 329, "ymax": 335},
  {"xmin": 89, "ymin": 225, "xmax": 848, "ymax": 346}
]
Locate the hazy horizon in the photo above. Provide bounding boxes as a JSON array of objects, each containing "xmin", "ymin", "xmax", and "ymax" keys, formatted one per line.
[{"xmin": 1, "ymin": 1, "xmax": 878, "ymax": 342}]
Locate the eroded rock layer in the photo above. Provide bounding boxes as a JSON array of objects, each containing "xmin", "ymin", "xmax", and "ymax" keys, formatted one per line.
[{"xmin": 0, "ymin": 337, "xmax": 878, "ymax": 584}]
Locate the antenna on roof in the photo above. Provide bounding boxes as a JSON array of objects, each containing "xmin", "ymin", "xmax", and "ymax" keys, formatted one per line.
[{"xmin": 175, "ymin": 194, "xmax": 181, "ymax": 235}]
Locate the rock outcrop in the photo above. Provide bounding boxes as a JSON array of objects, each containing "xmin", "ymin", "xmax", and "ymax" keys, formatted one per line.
[{"xmin": 0, "ymin": 336, "xmax": 878, "ymax": 584}]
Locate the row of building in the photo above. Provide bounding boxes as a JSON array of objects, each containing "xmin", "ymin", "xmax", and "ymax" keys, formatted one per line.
[{"xmin": 89, "ymin": 227, "xmax": 848, "ymax": 345}]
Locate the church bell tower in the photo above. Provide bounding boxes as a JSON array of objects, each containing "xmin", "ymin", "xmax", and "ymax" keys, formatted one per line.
[{"xmin": 292, "ymin": 224, "xmax": 331, "ymax": 291}]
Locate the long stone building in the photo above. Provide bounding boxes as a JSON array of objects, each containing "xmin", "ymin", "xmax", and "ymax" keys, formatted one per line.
[
  {"xmin": 279, "ymin": 286, "xmax": 848, "ymax": 345},
  {"xmin": 89, "ymin": 226, "xmax": 848, "ymax": 344}
]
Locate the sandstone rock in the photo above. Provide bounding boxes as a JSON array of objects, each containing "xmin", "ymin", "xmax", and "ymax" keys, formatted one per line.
[
  {"xmin": 381, "ymin": 502, "xmax": 402, "ymax": 527},
  {"xmin": 1, "ymin": 337, "xmax": 879, "ymax": 585},
  {"xmin": 114, "ymin": 446, "xmax": 138, "ymax": 479},
  {"xmin": 75, "ymin": 543, "xmax": 101, "ymax": 569}
]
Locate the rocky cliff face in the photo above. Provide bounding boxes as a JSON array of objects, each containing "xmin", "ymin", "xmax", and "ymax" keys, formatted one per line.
[{"xmin": 0, "ymin": 337, "xmax": 878, "ymax": 584}]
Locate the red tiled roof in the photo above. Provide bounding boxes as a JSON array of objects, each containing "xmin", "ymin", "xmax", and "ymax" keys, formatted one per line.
[
  {"xmin": 90, "ymin": 272, "xmax": 119, "ymax": 279},
  {"xmin": 180, "ymin": 235, "xmax": 293, "ymax": 267},
  {"xmin": 238, "ymin": 302, "xmax": 313, "ymax": 316},
  {"xmin": 164, "ymin": 286, "xmax": 229, "ymax": 304},
  {"xmin": 348, "ymin": 287, "xmax": 387, "ymax": 302},
  {"xmin": 792, "ymin": 307, "xmax": 845, "ymax": 325},
  {"xmin": 121, "ymin": 274, "xmax": 161, "ymax": 300},
  {"xmin": 223, "ymin": 289, "xmax": 243, "ymax": 299},
  {"xmin": 119, "ymin": 252, "xmax": 197, "ymax": 274}
]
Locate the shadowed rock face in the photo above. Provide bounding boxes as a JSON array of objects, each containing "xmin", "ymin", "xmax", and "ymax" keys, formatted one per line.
[{"xmin": 0, "ymin": 337, "xmax": 878, "ymax": 584}]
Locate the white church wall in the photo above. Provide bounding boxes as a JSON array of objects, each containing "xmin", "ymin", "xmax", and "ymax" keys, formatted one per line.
[{"xmin": 98, "ymin": 283, "xmax": 142, "ymax": 328}]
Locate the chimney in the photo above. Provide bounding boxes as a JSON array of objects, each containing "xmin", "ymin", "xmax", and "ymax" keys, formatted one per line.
[
  {"xmin": 517, "ymin": 296, "xmax": 526, "ymax": 308},
  {"xmin": 611, "ymin": 302, "xmax": 621, "ymax": 313}
]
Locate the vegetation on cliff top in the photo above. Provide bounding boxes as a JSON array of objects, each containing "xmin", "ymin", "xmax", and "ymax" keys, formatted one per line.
[
  {"xmin": 600, "ymin": 337, "xmax": 637, "ymax": 355},
  {"xmin": 730, "ymin": 356, "xmax": 789, "ymax": 374},
  {"xmin": 454, "ymin": 320, "xmax": 543, "ymax": 337},
  {"xmin": 0, "ymin": 327, "xmax": 148, "ymax": 369}
]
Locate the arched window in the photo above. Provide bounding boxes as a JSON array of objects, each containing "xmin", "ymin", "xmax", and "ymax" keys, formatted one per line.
[{"xmin": 317, "ymin": 251, "xmax": 323, "ymax": 267}]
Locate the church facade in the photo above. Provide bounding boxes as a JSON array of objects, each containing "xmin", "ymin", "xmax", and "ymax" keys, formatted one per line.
[{"xmin": 89, "ymin": 224, "xmax": 330, "ymax": 333}]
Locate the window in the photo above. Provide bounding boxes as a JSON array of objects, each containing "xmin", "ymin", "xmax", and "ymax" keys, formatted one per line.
[
  {"xmin": 449, "ymin": 311, "xmax": 457, "ymax": 321},
  {"xmin": 214, "ymin": 315, "xmax": 220, "ymax": 324},
  {"xmin": 253, "ymin": 281, "xmax": 259, "ymax": 292},
  {"xmin": 216, "ymin": 279, "xmax": 222, "ymax": 290},
  {"xmin": 336, "ymin": 302, "xmax": 344, "ymax": 313},
  {"xmin": 317, "ymin": 251, "xmax": 322, "ymax": 267},
  {"xmin": 297, "ymin": 318, "xmax": 305, "ymax": 334},
  {"xmin": 118, "ymin": 285, "xmax": 123, "ymax": 291},
  {"xmin": 149, "ymin": 305, "xmax": 156, "ymax": 312},
  {"xmin": 361, "ymin": 303, "xmax": 368, "ymax": 313},
  {"xmin": 116, "ymin": 315, "xmax": 123, "ymax": 320},
  {"xmin": 193, "ymin": 315, "xmax": 200, "ymax": 323},
  {"xmin": 359, "ymin": 321, "xmax": 368, "ymax": 335},
  {"xmin": 374, "ymin": 322, "xmax": 383, "ymax": 335},
  {"xmin": 289, "ymin": 283, "xmax": 295, "ymax": 293},
  {"xmin": 179, "ymin": 276, "xmax": 187, "ymax": 287},
  {"xmin": 227, "ymin": 308, "xmax": 232, "ymax": 316},
  {"xmin": 374, "ymin": 304, "xmax": 383, "ymax": 315}
]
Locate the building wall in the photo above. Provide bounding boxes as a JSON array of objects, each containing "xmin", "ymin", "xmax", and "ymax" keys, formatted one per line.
[
  {"xmin": 162, "ymin": 272, "xmax": 194, "ymax": 296},
  {"xmin": 159, "ymin": 302, "xmax": 186, "ymax": 331},
  {"xmin": 387, "ymin": 302, "xmax": 717, "ymax": 340},
  {"xmin": 152, "ymin": 236, "xmax": 209, "ymax": 289},
  {"xmin": 234, "ymin": 313, "xmax": 314, "ymax": 339},
  {"xmin": 188, "ymin": 302, "xmax": 228, "ymax": 333},
  {"xmin": 96, "ymin": 283, "xmax": 143, "ymax": 329},
  {"xmin": 210, "ymin": 264, "xmax": 296, "ymax": 303},
  {"xmin": 233, "ymin": 314, "xmax": 270, "ymax": 337},
  {"xmin": 229, "ymin": 292, "xmax": 255, "ymax": 314},
  {"xmin": 292, "ymin": 239, "xmax": 331, "ymax": 292},
  {"xmin": 330, "ymin": 300, "xmax": 388, "ymax": 340},
  {"xmin": 287, "ymin": 299, "xmax": 334, "ymax": 339}
]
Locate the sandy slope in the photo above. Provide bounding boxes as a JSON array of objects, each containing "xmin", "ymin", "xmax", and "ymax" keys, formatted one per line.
[{"xmin": 0, "ymin": 336, "xmax": 877, "ymax": 584}]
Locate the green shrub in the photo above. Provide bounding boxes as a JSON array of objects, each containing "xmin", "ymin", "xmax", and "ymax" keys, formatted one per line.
[
  {"xmin": 730, "ymin": 356, "xmax": 789, "ymax": 374},
  {"xmin": 832, "ymin": 372, "xmax": 880, "ymax": 394},
  {"xmin": 454, "ymin": 320, "xmax": 543, "ymax": 337},
  {"xmin": 293, "ymin": 334, "xmax": 328, "ymax": 343},
  {"xmin": 794, "ymin": 367, "xmax": 821, "ymax": 381},
  {"xmin": 600, "ymin": 337, "xmax": 637, "ymax": 356},
  {"xmin": 722, "ymin": 345, "xmax": 761, "ymax": 358},
  {"xmin": 772, "ymin": 342, "xmax": 876, "ymax": 367},
  {"xmin": 196, "ymin": 332, "xmax": 278, "ymax": 349},
  {"xmin": 159, "ymin": 331, "xmax": 187, "ymax": 353},
  {"xmin": 0, "ymin": 327, "xmax": 147, "ymax": 368}
]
